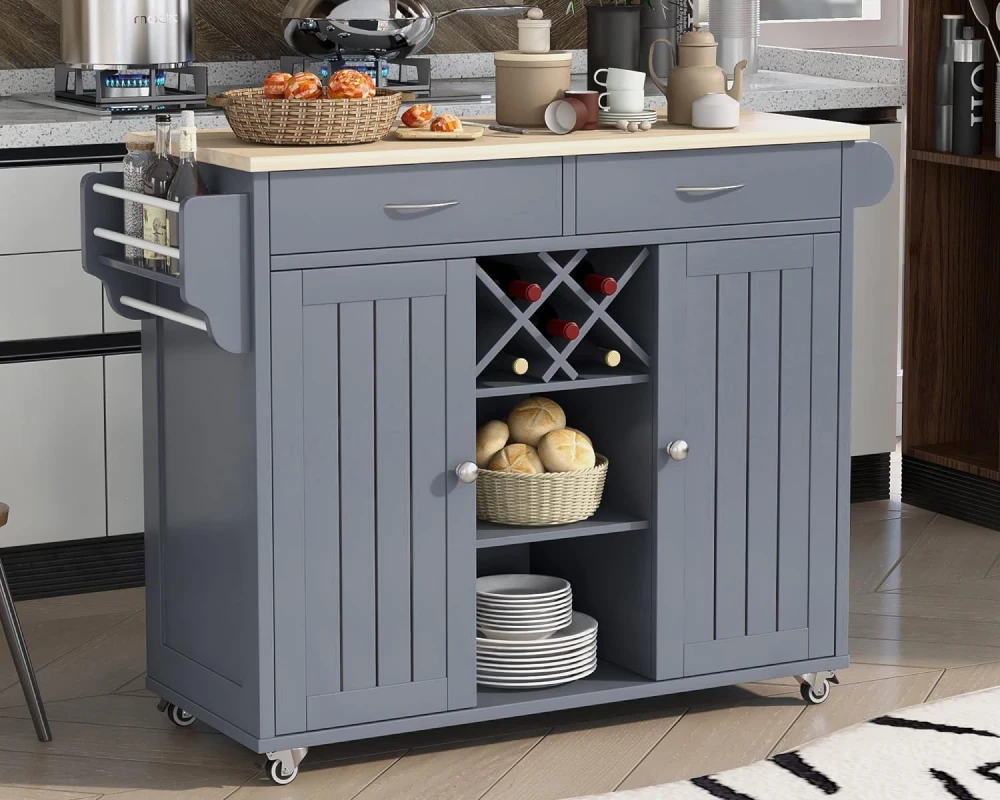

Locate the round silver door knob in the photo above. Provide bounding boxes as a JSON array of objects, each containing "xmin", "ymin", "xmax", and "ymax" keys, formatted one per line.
[
  {"xmin": 455, "ymin": 462, "xmax": 480, "ymax": 484},
  {"xmin": 666, "ymin": 440, "xmax": 689, "ymax": 461}
]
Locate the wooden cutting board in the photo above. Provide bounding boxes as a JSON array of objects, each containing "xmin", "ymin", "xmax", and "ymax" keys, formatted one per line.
[{"xmin": 394, "ymin": 126, "xmax": 485, "ymax": 141}]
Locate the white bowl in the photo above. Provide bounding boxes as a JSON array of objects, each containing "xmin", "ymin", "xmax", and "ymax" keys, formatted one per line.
[
  {"xmin": 476, "ymin": 574, "xmax": 570, "ymax": 601},
  {"xmin": 476, "ymin": 605, "xmax": 572, "ymax": 621},
  {"xmin": 477, "ymin": 594, "xmax": 571, "ymax": 610}
]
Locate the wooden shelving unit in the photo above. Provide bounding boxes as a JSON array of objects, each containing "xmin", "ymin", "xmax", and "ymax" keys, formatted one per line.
[{"xmin": 903, "ymin": 1, "xmax": 1000, "ymax": 523}]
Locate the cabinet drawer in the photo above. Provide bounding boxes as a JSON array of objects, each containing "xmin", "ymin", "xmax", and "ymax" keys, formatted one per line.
[
  {"xmin": 576, "ymin": 145, "xmax": 842, "ymax": 234},
  {"xmin": 269, "ymin": 159, "xmax": 564, "ymax": 255},
  {"xmin": 0, "ymin": 251, "xmax": 104, "ymax": 342},
  {"xmin": 0, "ymin": 164, "xmax": 96, "ymax": 254}
]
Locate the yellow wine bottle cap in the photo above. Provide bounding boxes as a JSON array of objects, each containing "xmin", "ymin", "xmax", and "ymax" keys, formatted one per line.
[
  {"xmin": 605, "ymin": 349, "xmax": 622, "ymax": 367},
  {"xmin": 512, "ymin": 357, "xmax": 529, "ymax": 375}
]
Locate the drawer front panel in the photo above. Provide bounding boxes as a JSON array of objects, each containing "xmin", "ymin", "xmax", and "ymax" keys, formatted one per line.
[
  {"xmin": 269, "ymin": 159, "xmax": 564, "ymax": 255},
  {"xmin": 0, "ymin": 164, "xmax": 96, "ymax": 255},
  {"xmin": 576, "ymin": 145, "xmax": 841, "ymax": 234}
]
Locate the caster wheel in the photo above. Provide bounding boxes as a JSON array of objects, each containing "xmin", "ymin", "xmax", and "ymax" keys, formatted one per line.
[
  {"xmin": 269, "ymin": 758, "xmax": 299, "ymax": 785},
  {"xmin": 800, "ymin": 679, "xmax": 831, "ymax": 705},
  {"xmin": 166, "ymin": 703, "xmax": 196, "ymax": 728}
]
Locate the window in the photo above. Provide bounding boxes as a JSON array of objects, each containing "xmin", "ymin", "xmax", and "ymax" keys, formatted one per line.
[{"xmin": 758, "ymin": 0, "xmax": 901, "ymax": 49}]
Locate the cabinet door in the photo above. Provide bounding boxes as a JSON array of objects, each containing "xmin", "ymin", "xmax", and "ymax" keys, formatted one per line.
[
  {"xmin": 657, "ymin": 234, "xmax": 843, "ymax": 677},
  {"xmin": 105, "ymin": 353, "xmax": 144, "ymax": 536},
  {"xmin": 271, "ymin": 260, "xmax": 476, "ymax": 735}
]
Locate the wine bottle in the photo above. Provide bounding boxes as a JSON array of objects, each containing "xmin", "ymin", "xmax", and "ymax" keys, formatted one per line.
[
  {"xmin": 536, "ymin": 303, "xmax": 580, "ymax": 342},
  {"xmin": 142, "ymin": 114, "xmax": 175, "ymax": 271},
  {"xmin": 493, "ymin": 351, "xmax": 530, "ymax": 376},
  {"xmin": 575, "ymin": 263, "xmax": 618, "ymax": 297},
  {"xmin": 166, "ymin": 110, "xmax": 207, "ymax": 276},
  {"xmin": 480, "ymin": 260, "xmax": 544, "ymax": 303},
  {"xmin": 573, "ymin": 341, "xmax": 622, "ymax": 368}
]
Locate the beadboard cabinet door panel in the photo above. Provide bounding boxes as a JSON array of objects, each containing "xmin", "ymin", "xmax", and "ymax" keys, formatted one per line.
[
  {"xmin": 106, "ymin": 353, "xmax": 144, "ymax": 537},
  {"xmin": 0, "ymin": 358, "xmax": 107, "ymax": 546},
  {"xmin": 271, "ymin": 259, "xmax": 476, "ymax": 735},
  {"xmin": 0, "ymin": 251, "xmax": 104, "ymax": 342},
  {"xmin": 0, "ymin": 164, "xmax": 96, "ymax": 255}
]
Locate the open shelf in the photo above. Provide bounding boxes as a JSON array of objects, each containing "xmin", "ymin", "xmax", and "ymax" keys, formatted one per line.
[
  {"xmin": 476, "ymin": 371, "xmax": 649, "ymax": 398},
  {"xmin": 99, "ymin": 255, "xmax": 181, "ymax": 287},
  {"xmin": 912, "ymin": 150, "xmax": 1000, "ymax": 172},
  {"xmin": 907, "ymin": 441, "xmax": 1000, "ymax": 482},
  {"xmin": 476, "ymin": 660, "xmax": 651, "ymax": 709},
  {"xmin": 476, "ymin": 507, "xmax": 648, "ymax": 549}
]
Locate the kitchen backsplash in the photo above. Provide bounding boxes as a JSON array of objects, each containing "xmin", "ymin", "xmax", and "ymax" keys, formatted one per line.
[{"xmin": 0, "ymin": 0, "xmax": 587, "ymax": 68}]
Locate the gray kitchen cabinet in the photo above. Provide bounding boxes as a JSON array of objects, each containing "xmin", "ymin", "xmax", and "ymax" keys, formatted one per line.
[
  {"xmin": 105, "ymin": 353, "xmax": 144, "ymax": 537},
  {"xmin": 0, "ymin": 357, "xmax": 107, "ymax": 547},
  {"xmin": 656, "ymin": 234, "xmax": 843, "ymax": 679},
  {"xmin": 270, "ymin": 260, "xmax": 477, "ymax": 734},
  {"xmin": 0, "ymin": 251, "xmax": 104, "ymax": 341}
]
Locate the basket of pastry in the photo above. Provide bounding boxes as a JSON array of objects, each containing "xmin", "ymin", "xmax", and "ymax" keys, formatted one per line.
[
  {"xmin": 475, "ymin": 396, "xmax": 609, "ymax": 526},
  {"xmin": 210, "ymin": 70, "xmax": 401, "ymax": 146}
]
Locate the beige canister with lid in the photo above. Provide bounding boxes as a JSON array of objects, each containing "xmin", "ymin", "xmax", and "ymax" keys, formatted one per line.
[{"xmin": 494, "ymin": 50, "xmax": 573, "ymax": 127}]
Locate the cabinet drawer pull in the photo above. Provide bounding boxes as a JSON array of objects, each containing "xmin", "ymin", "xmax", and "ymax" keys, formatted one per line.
[
  {"xmin": 384, "ymin": 201, "xmax": 461, "ymax": 211},
  {"xmin": 674, "ymin": 184, "xmax": 746, "ymax": 196},
  {"xmin": 455, "ymin": 461, "xmax": 479, "ymax": 484},
  {"xmin": 666, "ymin": 440, "xmax": 689, "ymax": 461},
  {"xmin": 120, "ymin": 296, "xmax": 207, "ymax": 333}
]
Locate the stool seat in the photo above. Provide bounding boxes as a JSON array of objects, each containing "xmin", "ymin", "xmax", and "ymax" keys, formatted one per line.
[{"xmin": 0, "ymin": 502, "xmax": 50, "ymax": 742}]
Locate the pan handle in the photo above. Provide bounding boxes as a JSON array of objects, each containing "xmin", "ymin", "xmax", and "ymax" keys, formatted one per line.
[{"xmin": 436, "ymin": 5, "xmax": 536, "ymax": 18}]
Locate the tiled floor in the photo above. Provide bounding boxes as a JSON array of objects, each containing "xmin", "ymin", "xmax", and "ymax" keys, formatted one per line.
[{"xmin": 3, "ymin": 498, "xmax": 1000, "ymax": 798}]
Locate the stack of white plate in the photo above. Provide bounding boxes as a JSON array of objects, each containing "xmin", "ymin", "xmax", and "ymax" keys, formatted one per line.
[
  {"xmin": 598, "ymin": 109, "xmax": 658, "ymax": 127},
  {"xmin": 476, "ymin": 575, "xmax": 573, "ymax": 641},
  {"xmin": 476, "ymin": 612, "xmax": 599, "ymax": 688}
]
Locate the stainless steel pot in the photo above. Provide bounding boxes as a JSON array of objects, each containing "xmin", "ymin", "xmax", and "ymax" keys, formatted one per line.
[
  {"xmin": 61, "ymin": 0, "xmax": 194, "ymax": 68},
  {"xmin": 282, "ymin": 0, "xmax": 534, "ymax": 60}
]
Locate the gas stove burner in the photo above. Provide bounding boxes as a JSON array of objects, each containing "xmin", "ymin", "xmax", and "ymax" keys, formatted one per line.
[{"xmin": 54, "ymin": 64, "xmax": 208, "ymax": 108}]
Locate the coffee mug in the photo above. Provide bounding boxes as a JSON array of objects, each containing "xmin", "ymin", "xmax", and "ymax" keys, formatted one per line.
[
  {"xmin": 593, "ymin": 67, "xmax": 646, "ymax": 91},
  {"xmin": 599, "ymin": 89, "xmax": 645, "ymax": 114},
  {"xmin": 563, "ymin": 90, "xmax": 599, "ymax": 129}
]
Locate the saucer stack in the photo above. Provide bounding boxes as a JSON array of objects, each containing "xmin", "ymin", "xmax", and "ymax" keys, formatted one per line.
[
  {"xmin": 598, "ymin": 109, "xmax": 657, "ymax": 127},
  {"xmin": 476, "ymin": 574, "xmax": 599, "ymax": 688}
]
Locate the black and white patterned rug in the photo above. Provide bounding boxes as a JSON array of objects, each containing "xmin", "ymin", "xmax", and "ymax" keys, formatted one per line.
[{"xmin": 569, "ymin": 687, "xmax": 1000, "ymax": 799}]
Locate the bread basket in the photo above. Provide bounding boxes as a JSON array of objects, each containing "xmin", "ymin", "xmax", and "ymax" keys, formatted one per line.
[
  {"xmin": 476, "ymin": 455, "xmax": 609, "ymax": 526},
  {"xmin": 209, "ymin": 88, "xmax": 401, "ymax": 146}
]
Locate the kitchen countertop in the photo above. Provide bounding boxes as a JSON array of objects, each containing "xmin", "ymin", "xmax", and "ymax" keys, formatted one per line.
[
  {"xmin": 0, "ymin": 47, "xmax": 903, "ymax": 150},
  {"xmin": 192, "ymin": 111, "xmax": 869, "ymax": 173}
]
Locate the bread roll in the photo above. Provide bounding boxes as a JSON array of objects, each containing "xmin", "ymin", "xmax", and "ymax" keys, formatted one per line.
[
  {"xmin": 476, "ymin": 420, "xmax": 509, "ymax": 468},
  {"xmin": 538, "ymin": 428, "xmax": 596, "ymax": 472},
  {"xmin": 507, "ymin": 396, "xmax": 566, "ymax": 447},
  {"xmin": 488, "ymin": 443, "xmax": 545, "ymax": 474}
]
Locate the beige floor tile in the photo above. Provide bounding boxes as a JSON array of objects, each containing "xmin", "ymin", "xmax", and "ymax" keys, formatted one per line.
[
  {"xmin": 353, "ymin": 732, "xmax": 545, "ymax": 800},
  {"xmin": 0, "ymin": 612, "xmax": 145, "ymax": 708},
  {"xmin": 849, "ymin": 515, "xmax": 933, "ymax": 595},
  {"xmin": 849, "ymin": 636, "xmax": 1000, "ymax": 668},
  {"xmin": 773, "ymin": 670, "xmax": 942, "ymax": 752},
  {"xmin": 481, "ymin": 711, "xmax": 684, "ymax": 800},
  {"xmin": 0, "ymin": 715, "xmax": 254, "ymax": 771},
  {"xmin": 15, "ymin": 589, "xmax": 145, "ymax": 624},
  {"xmin": 850, "ymin": 612, "xmax": 1000, "ymax": 647},
  {"xmin": 0, "ymin": 694, "xmax": 209, "ymax": 733},
  {"xmin": 891, "ymin": 577, "xmax": 1000, "ymax": 600},
  {"xmin": 230, "ymin": 753, "xmax": 404, "ymax": 800},
  {"xmin": 850, "ymin": 499, "xmax": 932, "ymax": 519},
  {"xmin": 879, "ymin": 515, "xmax": 1000, "ymax": 591},
  {"xmin": 113, "ymin": 673, "xmax": 154, "ymax": 697},
  {"xmin": 850, "ymin": 590, "xmax": 1000, "ymax": 622},
  {"xmin": 98, "ymin": 786, "xmax": 242, "ymax": 800},
  {"xmin": 617, "ymin": 698, "xmax": 804, "ymax": 790},
  {"xmin": 0, "ymin": 788, "xmax": 100, "ymax": 800},
  {"xmin": 750, "ymin": 662, "xmax": 937, "ymax": 688},
  {"xmin": 927, "ymin": 662, "xmax": 1000, "ymax": 702}
]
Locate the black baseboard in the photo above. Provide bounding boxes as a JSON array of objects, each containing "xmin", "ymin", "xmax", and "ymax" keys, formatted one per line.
[
  {"xmin": 902, "ymin": 455, "xmax": 1000, "ymax": 531},
  {"xmin": 851, "ymin": 452, "xmax": 891, "ymax": 503},
  {"xmin": 0, "ymin": 533, "xmax": 144, "ymax": 602}
]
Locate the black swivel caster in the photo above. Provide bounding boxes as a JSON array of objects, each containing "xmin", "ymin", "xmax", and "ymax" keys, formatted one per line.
[
  {"xmin": 157, "ymin": 699, "xmax": 197, "ymax": 728},
  {"xmin": 796, "ymin": 671, "xmax": 839, "ymax": 705},
  {"xmin": 268, "ymin": 757, "xmax": 299, "ymax": 785}
]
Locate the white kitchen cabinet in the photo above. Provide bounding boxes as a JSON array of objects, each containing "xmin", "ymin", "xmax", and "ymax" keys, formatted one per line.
[
  {"xmin": 105, "ymin": 353, "xmax": 144, "ymax": 536},
  {"xmin": 0, "ymin": 164, "xmax": 96, "ymax": 255},
  {"xmin": 100, "ymin": 162, "xmax": 124, "ymax": 173},
  {"xmin": 0, "ymin": 251, "xmax": 104, "ymax": 342},
  {"xmin": 0, "ymin": 357, "xmax": 106, "ymax": 546}
]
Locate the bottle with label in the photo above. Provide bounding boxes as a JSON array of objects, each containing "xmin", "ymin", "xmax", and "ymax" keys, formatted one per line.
[
  {"xmin": 166, "ymin": 110, "xmax": 207, "ymax": 276},
  {"xmin": 142, "ymin": 115, "xmax": 175, "ymax": 271}
]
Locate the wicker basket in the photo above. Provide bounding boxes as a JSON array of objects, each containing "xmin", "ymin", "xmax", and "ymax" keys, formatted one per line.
[
  {"xmin": 210, "ymin": 88, "xmax": 401, "ymax": 146},
  {"xmin": 476, "ymin": 455, "xmax": 609, "ymax": 526}
]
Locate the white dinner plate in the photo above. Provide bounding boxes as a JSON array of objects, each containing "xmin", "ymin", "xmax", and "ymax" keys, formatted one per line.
[
  {"xmin": 476, "ymin": 611, "xmax": 597, "ymax": 650},
  {"xmin": 476, "ymin": 659, "xmax": 598, "ymax": 688},
  {"xmin": 476, "ymin": 615, "xmax": 573, "ymax": 629},
  {"xmin": 476, "ymin": 642, "xmax": 596, "ymax": 667},
  {"xmin": 476, "ymin": 609, "xmax": 573, "ymax": 624},
  {"xmin": 477, "ymin": 650, "xmax": 597, "ymax": 673},
  {"xmin": 597, "ymin": 110, "xmax": 657, "ymax": 121},
  {"xmin": 476, "ymin": 575, "xmax": 571, "ymax": 601},
  {"xmin": 476, "ymin": 597, "xmax": 572, "ymax": 613},
  {"xmin": 477, "ymin": 622, "xmax": 572, "ymax": 641}
]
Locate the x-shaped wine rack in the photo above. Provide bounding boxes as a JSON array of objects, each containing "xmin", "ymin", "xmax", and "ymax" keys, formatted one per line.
[{"xmin": 475, "ymin": 247, "xmax": 651, "ymax": 384}]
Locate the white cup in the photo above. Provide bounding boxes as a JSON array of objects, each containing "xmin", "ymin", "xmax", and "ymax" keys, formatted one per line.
[
  {"xmin": 593, "ymin": 67, "xmax": 646, "ymax": 91},
  {"xmin": 599, "ymin": 89, "xmax": 645, "ymax": 114}
]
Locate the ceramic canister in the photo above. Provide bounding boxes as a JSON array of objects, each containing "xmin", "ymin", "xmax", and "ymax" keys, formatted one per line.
[{"xmin": 495, "ymin": 50, "xmax": 573, "ymax": 127}]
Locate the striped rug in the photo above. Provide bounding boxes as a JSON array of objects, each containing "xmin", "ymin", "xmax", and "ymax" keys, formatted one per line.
[{"xmin": 569, "ymin": 686, "xmax": 1000, "ymax": 799}]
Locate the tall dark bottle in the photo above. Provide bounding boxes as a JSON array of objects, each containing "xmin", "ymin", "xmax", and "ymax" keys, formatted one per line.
[
  {"xmin": 952, "ymin": 27, "xmax": 985, "ymax": 157},
  {"xmin": 142, "ymin": 114, "xmax": 175, "ymax": 271},
  {"xmin": 574, "ymin": 262, "xmax": 618, "ymax": 297},
  {"xmin": 166, "ymin": 110, "xmax": 207, "ymax": 276},
  {"xmin": 480, "ymin": 260, "xmax": 544, "ymax": 303},
  {"xmin": 536, "ymin": 303, "xmax": 580, "ymax": 342}
]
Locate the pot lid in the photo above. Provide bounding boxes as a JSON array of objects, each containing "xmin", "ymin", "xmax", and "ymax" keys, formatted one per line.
[
  {"xmin": 494, "ymin": 49, "xmax": 572, "ymax": 63},
  {"xmin": 679, "ymin": 23, "xmax": 718, "ymax": 47}
]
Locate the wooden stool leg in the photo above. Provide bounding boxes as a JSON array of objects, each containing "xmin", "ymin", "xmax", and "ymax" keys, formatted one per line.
[{"xmin": 0, "ymin": 559, "xmax": 50, "ymax": 742}]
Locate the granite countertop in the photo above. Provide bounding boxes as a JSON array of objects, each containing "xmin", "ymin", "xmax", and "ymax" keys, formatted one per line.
[{"xmin": 0, "ymin": 46, "xmax": 905, "ymax": 150}]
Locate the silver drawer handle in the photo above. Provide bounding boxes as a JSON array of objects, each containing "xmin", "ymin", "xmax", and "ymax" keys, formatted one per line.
[
  {"xmin": 384, "ymin": 201, "xmax": 461, "ymax": 211},
  {"xmin": 675, "ymin": 184, "xmax": 746, "ymax": 195}
]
